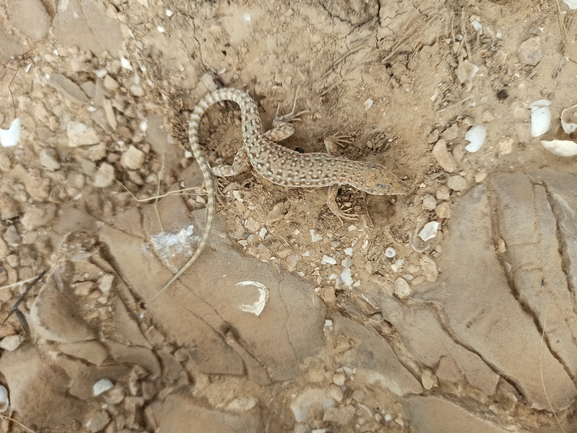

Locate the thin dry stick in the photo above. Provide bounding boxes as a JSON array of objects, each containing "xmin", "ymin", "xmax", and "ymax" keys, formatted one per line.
[
  {"xmin": 555, "ymin": 0, "xmax": 577, "ymax": 66},
  {"xmin": 84, "ymin": 159, "xmax": 201, "ymax": 203},
  {"xmin": 0, "ymin": 413, "xmax": 36, "ymax": 433},
  {"xmin": 0, "ymin": 276, "xmax": 41, "ymax": 291},
  {"xmin": 460, "ymin": 9, "xmax": 472, "ymax": 61},
  {"xmin": 539, "ymin": 297, "xmax": 567, "ymax": 433},
  {"xmin": 1, "ymin": 270, "xmax": 47, "ymax": 326},
  {"xmin": 152, "ymin": 149, "xmax": 168, "ymax": 233}
]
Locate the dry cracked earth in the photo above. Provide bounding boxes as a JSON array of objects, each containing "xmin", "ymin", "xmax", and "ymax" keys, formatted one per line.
[{"xmin": 1, "ymin": 0, "xmax": 577, "ymax": 432}]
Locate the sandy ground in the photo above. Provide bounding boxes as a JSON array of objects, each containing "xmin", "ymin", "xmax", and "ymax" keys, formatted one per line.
[{"xmin": 1, "ymin": 0, "xmax": 577, "ymax": 432}]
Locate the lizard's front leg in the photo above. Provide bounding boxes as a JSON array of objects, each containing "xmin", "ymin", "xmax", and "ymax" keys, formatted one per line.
[
  {"xmin": 327, "ymin": 184, "xmax": 359, "ymax": 222},
  {"xmin": 212, "ymin": 146, "xmax": 251, "ymax": 177}
]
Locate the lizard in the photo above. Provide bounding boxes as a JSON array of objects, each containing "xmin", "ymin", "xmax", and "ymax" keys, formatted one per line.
[{"xmin": 153, "ymin": 87, "xmax": 408, "ymax": 301}]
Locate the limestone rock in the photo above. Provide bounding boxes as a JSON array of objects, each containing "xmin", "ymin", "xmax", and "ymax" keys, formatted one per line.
[{"xmin": 67, "ymin": 121, "xmax": 100, "ymax": 147}]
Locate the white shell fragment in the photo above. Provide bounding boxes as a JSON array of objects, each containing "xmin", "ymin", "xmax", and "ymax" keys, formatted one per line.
[
  {"xmin": 321, "ymin": 255, "xmax": 337, "ymax": 265},
  {"xmin": 530, "ymin": 99, "xmax": 551, "ymax": 137},
  {"xmin": 384, "ymin": 247, "xmax": 396, "ymax": 258},
  {"xmin": 93, "ymin": 378, "xmax": 113, "ymax": 396},
  {"xmin": 0, "ymin": 385, "xmax": 8, "ymax": 412},
  {"xmin": 418, "ymin": 221, "xmax": 440, "ymax": 242},
  {"xmin": 237, "ymin": 281, "xmax": 269, "ymax": 316},
  {"xmin": 465, "ymin": 125, "xmax": 486, "ymax": 153},
  {"xmin": 541, "ymin": 140, "xmax": 577, "ymax": 157},
  {"xmin": 560, "ymin": 104, "xmax": 577, "ymax": 134},
  {"xmin": 0, "ymin": 118, "xmax": 21, "ymax": 147},
  {"xmin": 120, "ymin": 56, "xmax": 133, "ymax": 70},
  {"xmin": 563, "ymin": 0, "xmax": 577, "ymax": 9},
  {"xmin": 471, "ymin": 18, "xmax": 482, "ymax": 33}
]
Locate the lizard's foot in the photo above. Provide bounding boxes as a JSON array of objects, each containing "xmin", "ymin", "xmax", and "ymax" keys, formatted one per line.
[
  {"xmin": 328, "ymin": 185, "xmax": 358, "ymax": 222},
  {"xmin": 324, "ymin": 133, "xmax": 353, "ymax": 155},
  {"xmin": 273, "ymin": 86, "xmax": 309, "ymax": 127}
]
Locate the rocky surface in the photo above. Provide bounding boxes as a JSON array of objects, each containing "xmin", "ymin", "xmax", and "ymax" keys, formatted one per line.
[{"xmin": 1, "ymin": 0, "xmax": 577, "ymax": 432}]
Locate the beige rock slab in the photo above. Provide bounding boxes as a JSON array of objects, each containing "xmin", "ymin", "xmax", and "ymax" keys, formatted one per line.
[
  {"xmin": 403, "ymin": 396, "xmax": 510, "ymax": 433},
  {"xmin": 5, "ymin": 0, "xmax": 51, "ymax": 42},
  {"xmin": 0, "ymin": 345, "xmax": 92, "ymax": 427},
  {"xmin": 52, "ymin": 0, "xmax": 124, "ymax": 57},
  {"xmin": 333, "ymin": 315, "xmax": 423, "ymax": 396},
  {"xmin": 377, "ymin": 296, "xmax": 499, "ymax": 396},
  {"xmin": 30, "ymin": 272, "xmax": 97, "ymax": 343},
  {"xmin": 100, "ymin": 193, "xmax": 326, "ymax": 381},
  {"xmin": 155, "ymin": 389, "xmax": 263, "ymax": 433},
  {"xmin": 416, "ymin": 183, "xmax": 577, "ymax": 410}
]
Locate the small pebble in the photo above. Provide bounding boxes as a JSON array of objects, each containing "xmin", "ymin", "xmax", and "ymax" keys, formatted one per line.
[
  {"xmin": 420, "ymin": 256, "xmax": 439, "ymax": 282},
  {"xmin": 436, "ymin": 186, "xmax": 450, "ymax": 201},
  {"xmin": 447, "ymin": 175, "xmax": 467, "ymax": 191},
  {"xmin": 321, "ymin": 255, "xmax": 337, "ymax": 265},
  {"xmin": 99, "ymin": 274, "xmax": 114, "ymax": 292},
  {"xmin": 120, "ymin": 145, "xmax": 145, "ymax": 170},
  {"xmin": 0, "ymin": 335, "xmax": 22, "ymax": 351},
  {"xmin": 384, "ymin": 247, "xmax": 396, "ymax": 258},
  {"xmin": 94, "ymin": 163, "xmax": 115, "ymax": 188},
  {"xmin": 39, "ymin": 148, "xmax": 61, "ymax": 170},
  {"xmin": 130, "ymin": 85, "xmax": 144, "ymax": 97},
  {"xmin": 465, "ymin": 125, "xmax": 486, "ymax": 153},
  {"xmin": 432, "ymin": 139, "xmax": 456, "ymax": 173},
  {"xmin": 441, "ymin": 124, "xmax": 458, "ymax": 141},
  {"xmin": 421, "ymin": 369, "xmax": 437, "ymax": 390},
  {"xmin": 474, "ymin": 170, "xmax": 487, "ymax": 183},
  {"xmin": 87, "ymin": 410, "xmax": 110, "ymax": 433},
  {"xmin": 93, "ymin": 378, "xmax": 114, "ymax": 396},
  {"xmin": 103, "ymin": 75, "xmax": 120, "ymax": 91},
  {"xmin": 4, "ymin": 225, "xmax": 21, "ymax": 244},
  {"xmin": 67, "ymin": 121, "xmax": 99, "ymax": 147},
  {"xmin": 481, "ymin": 110, "xmax": 495, "ymax": 122},
  {"xmin": 333, "ymin": 373, "xmax": 346, "ymax": 386},
  {"xmin": 452, "ymin": 144, "xmax": 467, "ymax": 162},
  {"xmin": 517, "ymin": 36, "xmax": 542, "ymax": 66},
  {"xmin": 435, "ymin": 202, "xmax": 451, "ymax": 219},
  {"xmin": 394, "ymin": 277, "xmax": 412, "ymax": 298},
  {"xmin": 310, "ymin": 229, "xmax": 322, "ymax": 242},
  {"xmin": 422, "ymin": 194, "xmax": 437, "ymax": 211},
  {"xmin": 497, "ymin": 136, "xmax": 514, "ymax": 155}
]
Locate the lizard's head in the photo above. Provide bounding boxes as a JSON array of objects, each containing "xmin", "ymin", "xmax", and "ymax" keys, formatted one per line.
[{"xmin": 357, "ymin": 164, "xmax": 410, "ymax": 196}]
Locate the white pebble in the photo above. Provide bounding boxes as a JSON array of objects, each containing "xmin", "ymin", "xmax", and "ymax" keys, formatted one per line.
[
  {"xmin": 0, "ymin": 335, "xmax": 22, "ymax": 351},
  {"xmin": 394, "ymin": 277, "xmax": 412, "ymax": 298},
  {"xmin": 340, "ymin": 268, "xmax": 353, "ymax": 286},
  {"xmin": 0, "ymin": 118, "xmax": 20, "ymax": 147},
  {"xmin": 363, "ymin": 99, "xmax": 374, "ymax": 110},
  {"xmin": 530, "ymin": 99, "xmax": 551, "ymax": 137},
  {"xmin": 310, "ymin": 229, "xmax": 322, "ymax": 242},
  {"xmin": 541, "ymin": 139, "xmax": 577, "ymax": 157},
  {"xmin": 99, "ymin": 274, "xmax": 114, "ymax": 292},
  {"xmin": 0, "ymin": 385, "xmax": 8, "ymax": 412},
  {"xmin": 120, "ymin": 56, "xmax": 133, "ymax": 70},
  {"xmin": 93, "ymin": 378, "xmax": 113, "ymax": 396},
  {"xmin": 321, "ymin": 255, "xmax": 337, "ymax": 265},
  {"xmin": 465, "ymin": 125, "xmax": 486, "ymax": 153}
]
